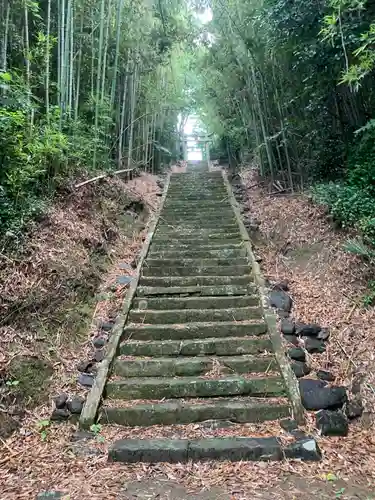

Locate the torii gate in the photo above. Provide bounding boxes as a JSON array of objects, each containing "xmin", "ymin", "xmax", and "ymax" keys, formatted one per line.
[{"xmin": 180, "ymin": 133, "xmax": 212, "ymax": 163}]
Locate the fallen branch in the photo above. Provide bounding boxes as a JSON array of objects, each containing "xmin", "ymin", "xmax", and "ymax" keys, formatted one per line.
[{"xmin": 74, "ymin": 168, "xmax": 137, "ymax": 189}]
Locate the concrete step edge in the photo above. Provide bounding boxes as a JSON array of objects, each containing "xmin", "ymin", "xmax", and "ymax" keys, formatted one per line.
[
  {"xmin": 108, "ymin": 436, "xmax": 321, "ymax": 463},
  {"xmin": 101, "ymin": 398, "xmax": 290, "ymax": 426},
  {"xmin": 119, "ymin": 335, "xmax": 272, "ymax": 356}
]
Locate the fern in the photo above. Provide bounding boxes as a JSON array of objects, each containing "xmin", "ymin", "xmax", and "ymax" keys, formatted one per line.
[{"xmin": 343, "ymin": 238, "xmax": 375, "ymax": 261}]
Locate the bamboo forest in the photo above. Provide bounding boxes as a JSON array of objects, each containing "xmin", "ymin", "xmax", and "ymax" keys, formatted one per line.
[{"xmin": 1, "ymin": 0, "xmax": 375, "ymax": 249}]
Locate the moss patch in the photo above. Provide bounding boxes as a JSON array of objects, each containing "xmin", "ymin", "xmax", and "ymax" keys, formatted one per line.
[{"xmin": 8, "ymin": 356, "xmax": 54, "ymax": 405}]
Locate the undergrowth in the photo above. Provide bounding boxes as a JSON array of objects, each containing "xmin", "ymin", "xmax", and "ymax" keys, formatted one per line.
[{"xmin": 312, "ymin": 119, "xmax": 375, "ymax": 305}]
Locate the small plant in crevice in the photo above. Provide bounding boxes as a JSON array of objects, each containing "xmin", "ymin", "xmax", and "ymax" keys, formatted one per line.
[
  {"xmin": 37, "ymin": 419, "xmax": 51, "ymax": 441},
  {"xmin": 90, "ymin": 423, "xmax": 105, "ymax": 443}
]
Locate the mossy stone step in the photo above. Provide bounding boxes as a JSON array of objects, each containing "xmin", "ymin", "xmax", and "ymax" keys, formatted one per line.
[
  {"xmin": 148, "ymin": 249, "xmax": 246, "ymax": 260},
  {"xmin": 132, "ymin": 295, "xmax": 258, "ymax": 311},
  {"xmin": 128, "ymin": 306, "xmax": 262, "ymax": 325},
  {"xmin": 156, "ymin": 225, "xmax": 239, "ymax": 233},
  {"xmin": 136, "ymin": 284, "xmax": 256, "ymax": 298},
  {"xmin": 150, "ymin": 241, "xmax": 244, "ymax": 251},
  {"xmin": 152, "ymin": 234, "xmax": 242, "ymax": 243},
  {"xmin": 108, "ymin": 436, "xmax": 321, "ymax": 463},
  {"xmin": 142, "ymin": 265, "xmax": 250, "ymax": 278},
  {"xmin": 101, "ymin": 398, "xmax": 290, "ymax": 426},
  {"xmin": 145, "ymin": 257, "xmax": 248, "ymax": 267},
  {"xmin": 162, "ymin": 208, "xmax": 234, "ymax": 216},
  {"xmin": 105, "ymin": 375, "xmax": 286, "ymax": 400},
  {"xmin": 159, "ymin": 220, "xmax": 238, "ymax": 228},
  {"xmin": 123, "ymin": 320, "xmax": 266, "ymax": 341},
  {"xmin": 119, "ymin": 336, "xmax": 272, "ymax": 357},
  {"xmin": 139, "ymin": 275, "xmax": 253, "ymax": 287},
  {"xmin": 113, "ymin": 354, "xmax": 276, "ymax": 378}
]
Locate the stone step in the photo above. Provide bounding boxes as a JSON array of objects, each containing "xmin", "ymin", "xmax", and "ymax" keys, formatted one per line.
[
  {"xmin": 150, "ymin": 241, "xmax": 243, "ymax": 251},
  {"xmin": 108, "ymin": 436, "xmax": 320, "ymax": 463},
  {"xmin": 105, "ymin": 375, "xmax": 286, "ymax": 400},
  {"xmin": 139, "ymin": 275, "xmax": 253, "ymax": 287},
  {"xmin": 145, "ymin": 257, "xmax": 248, "ymax": 268},
  {"xmin": 142, "ymin": 265, "xmax": 250, "ymax": 277},
  {"xmin": 166, "ymin": 192, "xmax": 227, "ymax": 198},
  {"xmin": 128, "ymin": 306, "xmax": 263, "ymax": 324},
  {"xmin": 119, "ymin": 336, "xmax": 272, "ymax": 357},
  {"xmin": 148, "ymin": 249, "xmax": 246, "ymax": 260},
  {"xmin": 156, "ymin": 224, "xmax": 239, "ymax": 233},
  {"xmin": 112, "ymin": 355, "xmax": 277, "ymax": 378},
  {"xmin": 152, "ymin": 233, "xmax": 241, "ymax": 243},
  {"xmin": 159, "ymin": 219, "xmax": 238, "ymax": 227},
  {"xmin": 101, "ymin": 397, "xmax": 290, "ymax": 426},
  {"xmin": 162, "ymin": 207, "xmax": 234, "ymax": 215},
  {"xmin": 132, "ymin": 295, "xmax": 258, "ymax": 311},
  {"xmin": 123, "ymin": 320, "xmax": 267, "ymax": 341},
  {"xmin": 136, "ymin": 284, "xmax": 256, "ymax": 297},
  {"xmin": 155, "ymin": 229, "xmax": 240, "ymax": 238}
]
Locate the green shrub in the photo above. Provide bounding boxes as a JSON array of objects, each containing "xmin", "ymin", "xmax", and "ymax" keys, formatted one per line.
[{"xmin": 311, "ymin": 183, "xmax": 375, "ymax": 228}]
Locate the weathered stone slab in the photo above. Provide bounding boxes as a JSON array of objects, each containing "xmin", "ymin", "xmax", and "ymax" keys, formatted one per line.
[
  {"xmin": 123, "ymin": 320, "xmax": 267, "ymax": 341},
  {"xmin": 128, "ymin": 306, "xmax": 263, "ymax": 324},
  {"xmin": 112, "ymin": 355, "xmax": 276, "ymax": 377},
  {"xmin": 119, "ymin": 336, "xmax": 272, "ymax": 357},
  {"xmin": 105, "ymin": 375, "xmax": 286, "ymax": 400},
  {"xmin": 136, "ymin": 284, "xmax": 256, "ymax": 298},
  {"xmin": 132, "ymin": 295, "xmax": 259, "ymax": 311},
  {"xmin": 108, "ymin": 436, "xmax": 321, "ymax": 463},
  {"xmin": 101, "ymin": 398, "xmax": 290, "ymax": 426},
  {"xmin": 142, "ymin": 265, "xmax": 251, "ymax": 277},
  {"xmin": 139, "ymin": 275, "xmax": 253, "ymax": 287}
]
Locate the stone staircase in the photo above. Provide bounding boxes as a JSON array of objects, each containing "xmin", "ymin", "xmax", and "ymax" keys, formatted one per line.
[{"xmin": 98, "ymin": 167, "xmax": 319, "ymax": 463}]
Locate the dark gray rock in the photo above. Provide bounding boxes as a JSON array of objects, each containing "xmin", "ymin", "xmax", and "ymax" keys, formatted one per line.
[
  {"xmin": 77, "ymin": 360, "xmax": 94, "ymax": 373},
  {"xmin": 302, "ymin": 336, "xmax": 326, "ymax": 354},
  {"xmin": 296, "ymin": 323, "xmax": 321, "ymax": 337},
  {"xmin": 93, "ymin": 349, "xmax": 105, "ymax": 362},
  {"xmin": 278, "ymin": 310, "xmax": 290, "ymax": 319},
  {"xmin": 299, "ymin": 379, "xmax": 347, "ymax": 411},
  {"xmin": 54, "ymin": 393, "xmax": 68, "ymax": 409},
  {"xmin": 317, "ymin": 328, "xmax": 330, "ymax": 341},
  {"xmin": 118, "ymin": 262, "xmax": 132, "ymax": 270},
  {"xmin": 316, "ymin": 370, "xmax": 335, "ymax": 382},
  {"xmin": 269, "ymin": 290, "xmax": 292, "ymax": 312},
  {"xmin": 288, "ymin": 347, "xmax": 306, "ymax": 362},
  {"xmin": 51, "ymin": 408, "xmax": 70, "ymax": 422},
  {"xmin": 67, "ymin": 396, "xmax": 85, "ymax": 414},
  {"xmin": 291, "ymin": 361, "xmax": 311, "ymax": 378},
  {"xmin": 117, "ymin": 275, "xmax": 132, "ymax": 285},
  {"xmin": 280, "ymin": 418, "xmax": 298, "ymax": 433},
  {"xmin": 283, "ymin": 335, "xmax": 298, "ymax": 346},
  {"xmin": 284, "ymin": 438, "xmax": 322, "ymax": 461},
  {"xmin": 316, "ymin": 410, "xmax": 349, "ymax": 436},
  {"xmin": 273, "ymin": 280, "xmax": 290, "ymax": 292},
  {"xmin": 281, "ymin": 319, "xmax": 295, "ymax": 335},
  {"xmin": 78, "ymin": 373, "xmax": 95, "ymax": 388},
  {"xmin": 93, "ymin": 337, "xmax": 106, "ymax": 348},
  {"xmin": 131, "ymin": 259, "xmax": 137, "ymax": 269},
  {"xmin": 71, "ymin": 430, "xmax": 95, "ymax": 442},
  {"xmin": 99, "ymin": 321, "xmax": 114, "ymax": 332},
  {"xmin": 345, "ymin": 399, "xmax": 363, "ymax": 420}
]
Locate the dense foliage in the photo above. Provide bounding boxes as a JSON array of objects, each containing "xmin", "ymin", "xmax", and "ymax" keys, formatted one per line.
[
  {"xmin": 189, "ymin": 0, "xmax": 375, "ymax": 258},
  {"xmin": 2, "ymin": 0, "xmax": 375, "ymax": 256},
  {"xmin": 0, "ymin": 0, "xmax": 197, "ymax": 236}
]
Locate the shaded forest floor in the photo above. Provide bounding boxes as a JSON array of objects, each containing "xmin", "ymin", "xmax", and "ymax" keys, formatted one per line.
[{"xmin": 1, "ymin": 167, "xmax": 375, "ymax": 499}]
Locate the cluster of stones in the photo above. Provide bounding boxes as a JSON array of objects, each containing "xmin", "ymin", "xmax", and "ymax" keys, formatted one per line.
[
  {"xmin": 51, "ymin": 393, "xmax": 85, "ymax": 422},
  {"xmin": 269, "ymin": 280, "xmax": 362, "ymax": 436},
  {"xmin": 227, "ymin": 172, "xmax": 363, "ymax": 438}
]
